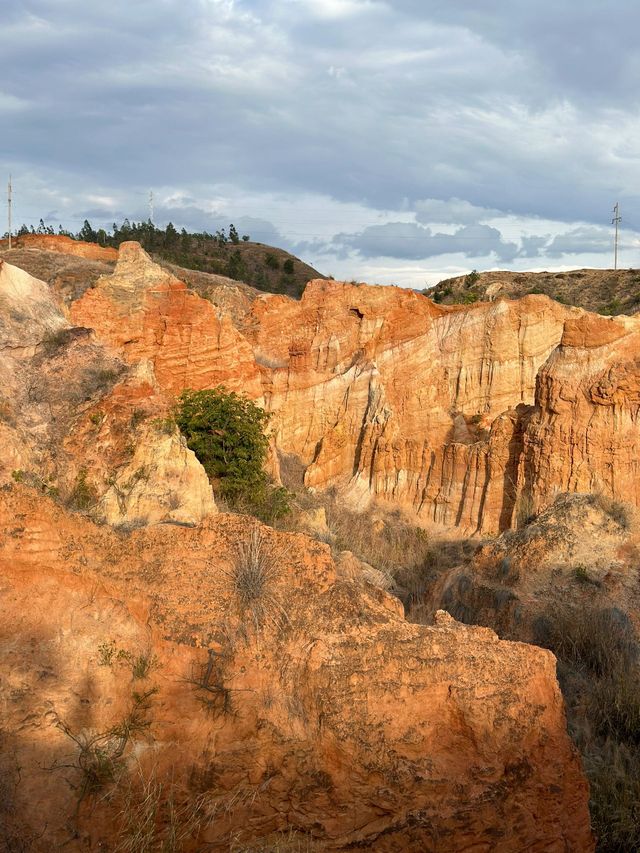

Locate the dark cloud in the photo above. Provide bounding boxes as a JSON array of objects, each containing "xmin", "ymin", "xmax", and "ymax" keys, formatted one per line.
[
  {"xmin": 333, "ymin": 222, "xmax": 519, "ymax": 262},
  {"xmin": 546, "ymin": 226, "xmax": 612, "ymax": 258},
  {"xmin": 2, "ymin": 0, "xmax": 640, "ymax": 283}
]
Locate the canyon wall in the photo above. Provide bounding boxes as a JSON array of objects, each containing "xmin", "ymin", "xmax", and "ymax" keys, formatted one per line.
[{"xmin": 70, "ymin": 242, "xmax": 640, "ymax": 533}]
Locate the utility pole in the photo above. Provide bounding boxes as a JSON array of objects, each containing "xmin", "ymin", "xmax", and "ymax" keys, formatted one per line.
[
  {"xmin": 149, "ymin": 189, "xmax": 154, "ymax": 224},
  {"xmin": 612, "ymin": 201, "xmax": 621, "ymax": 270},
  {"xmin": 7, "ymin": 175, "xmax": 12, "ymax": 250}
]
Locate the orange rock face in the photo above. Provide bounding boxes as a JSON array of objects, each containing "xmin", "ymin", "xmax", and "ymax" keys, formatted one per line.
[
  {"xmin": 245, "ymin": 282, "xmax": 571, "ymax": 532},
  {"xmin": 71, "ymin": 242, "xmax": 261, "ymax": 397},
  {"xmin": 0, "ymin": 487, "xmax": 593, "ymax": 851},
  {"xmin": 519, "ymin": 313, "xmax": 640, "ymax": 515},
  {"xmin": 0, "ymin": 233, "xmax": 118, "ymax": 260},
  {"xmin": 66, "ymin": 244, "xmax": 640, "ymax": 534}
]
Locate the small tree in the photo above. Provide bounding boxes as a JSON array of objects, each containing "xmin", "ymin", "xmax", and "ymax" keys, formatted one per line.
[
  {"xmin": 175, "ymin": 387, "xmax": 289, "ymax": 521},
  {"xmin": 465, "ymin": 269, "xmax": 480, "ymax": 287}
]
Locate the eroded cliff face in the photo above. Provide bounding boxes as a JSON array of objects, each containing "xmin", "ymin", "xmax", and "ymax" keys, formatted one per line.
[
  {"xmin": 519, "ymin": 312, "xmax": 640, "ymax": 515},
  {"xmin": 18, "ymin": 237, "xmax": 640, "ymax": 538},
  {"xmin": 65, "ymin": 241, "xmax": 640, "ymax": 533},
  {"xmin": 0, "ymin": 487, "xmax": 593, "ymax": 852},
  {"xmin": 245, "ymin": 281, "xmax": 572, "ymax": 532}
]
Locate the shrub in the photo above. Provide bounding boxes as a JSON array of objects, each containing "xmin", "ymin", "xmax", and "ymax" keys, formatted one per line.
[
  {"xmin": 40, "ymin": 327, "xmax": 71, "ymax": 355},
  {"xmin": 515, "ymin": 490, "xmax": 536, "ymax": 528},
  {"xmin": 465, "ymin": 269, "xmax": 480, "ymax": 287},
  {"xmin": 66, "ymin": 467, "xmax": 98, "ymax": 512},
  {"xmin": 591, "ymin": 492, "xmax": 632, "ymax": 530},
  {"xmin": 175, "ymin": 387, "xmax": 290, "ymax": 521},
  {"xmin": 574, "ymin": 564, "xmax": 601, "ymax": 587},
  {"xmin": 54, "ymin": 687, "xmax": 157, "ymax": 803}
]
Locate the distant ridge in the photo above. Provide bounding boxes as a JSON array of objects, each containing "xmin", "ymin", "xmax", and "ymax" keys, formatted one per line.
[{"xmin": 426, "ymin": 267, "xmax": 640, "ymax": 316}]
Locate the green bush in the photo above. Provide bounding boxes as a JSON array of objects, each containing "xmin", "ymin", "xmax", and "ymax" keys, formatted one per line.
[{"xmin": 175, "ymin": 387, "xmax": 290, "ymax": 522}]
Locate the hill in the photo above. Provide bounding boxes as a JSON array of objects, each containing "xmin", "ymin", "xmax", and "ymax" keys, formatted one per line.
[
  {"xmin": 4, "ymin": 220, "xmax": 324, "ymax": 298},
  {"xmin": 426, "ymin": 267, "xmax": 640, "ymax": 315}
]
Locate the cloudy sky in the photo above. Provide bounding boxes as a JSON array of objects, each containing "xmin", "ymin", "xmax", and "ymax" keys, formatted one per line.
[{"xmin": 3, "ymin": 0, "xmax": 640, "ymax": 286}]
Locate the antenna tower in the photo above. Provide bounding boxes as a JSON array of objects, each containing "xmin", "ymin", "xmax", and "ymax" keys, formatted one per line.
[
  {"xmin": 7, "ymin": 175, "xmax": 12, "ymax": 250},
  {"xmin": 612, "ymin": 201, "xmax": 621, "ymax": 270}
]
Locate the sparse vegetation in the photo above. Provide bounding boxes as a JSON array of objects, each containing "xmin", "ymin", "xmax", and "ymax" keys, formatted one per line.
[
  {"xmin": 20, "ymin": 217, "xmax": 319, "ymax": 298},
  {"xmin": 534, "ymin": 603, "xmax": 640, "ymax": 851},
  {"xmin": 152, "ymin": 416, "xmax": 176, "ymax": 435},
  {"xmin": 129, "ymin": 407, "xmax": 147, "ymax": 429},
  {"xmin": 114, "ymin": 765, "xmax": 208, "ymax": 853},
  {"xmin": 53, "ymin": 687, "xmax": 157, "ymax": 804},
  {"xmin": 574, "ymin": 564, "xmax": 601, "ymax": 587},
  {"xmin": 515, "ymin": 490, "xmax": 536, "ymax": 528},
  {"xmin": 590, "ymin": 492, "xmax": 631, "ymax": 529},
  {"xmin": 98, "ymin": 641, "xmax": 159, "ymax": 680},
  {"xmin": 40, "ymin": 327, "xmax": 71, "ymax": 355},
  {"xmin": 427, "ymin": 268, "xmax": 640, "ymax": 315}
]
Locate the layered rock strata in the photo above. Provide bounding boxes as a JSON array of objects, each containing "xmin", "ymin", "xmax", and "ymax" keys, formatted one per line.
[{"xmin": 68, "ymin": 241, "xmax": 640, "ymax": 533}]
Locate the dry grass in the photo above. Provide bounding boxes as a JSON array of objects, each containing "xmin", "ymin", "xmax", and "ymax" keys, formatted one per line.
[
  {"xmin": 535, "ymin": 603, "xmax": 640, "ymax": 851},
  {"xmin": 583, "ymin": 740, "xmax": 640, "ymax": 853},
  {"xmin": 324, "ymin": 501, "xmax": 430, "ymax": 575},
  {"xmin": 225, "ymin": 527, "xmax": 290, "ymax": 632},
  {"xmin": 535, "ymin": 605, "xmax": 636, "ymax": 679},
  {"xmin": 229, "ymin": 828, "xmax": 319, "ymax": 852},
  {"xmin": 590, "ymin": 492, "xmax": 632, "ymax": 530},
  {"xmin": 115, "ymin": 765, "xmax": 209, "ymax": 853}
]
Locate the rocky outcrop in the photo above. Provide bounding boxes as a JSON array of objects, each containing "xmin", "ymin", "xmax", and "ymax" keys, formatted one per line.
[
  {"xmin": 71, "ymin": 242, "xmax": 262, "ymax": 397},
  {"xmin": 0, "ymin": 257, "xmax": 67, "ymax": 350},
  {"xmin": 67, "ymin": 244, "xmax": 640, "ymax": 533},
  {"xmin": 245, "ymin": 281, "xmax": 571, "ymax": 532},
  {"xmin": 98, "ymin": 419, "xmax": 216, "ymax": 527},
  {"xmin": 0, "ymin": 486, "xmax": 593, "ymax": 851},
  {"xmin": 519, "ymin": 312, "xmax": 640, "ymax": 515},
  {"xmin": 420, "ymin": 491, "xmax": 640, "ymax": 642},
  {"xmin": 0, "ymin": 257, "xmax": 215, "ymax": 527}
]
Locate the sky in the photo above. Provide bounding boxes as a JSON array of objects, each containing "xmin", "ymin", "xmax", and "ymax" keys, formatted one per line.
[{"xmin": 2, "ymin": 0, "xmax": 640, "ymax": 286}]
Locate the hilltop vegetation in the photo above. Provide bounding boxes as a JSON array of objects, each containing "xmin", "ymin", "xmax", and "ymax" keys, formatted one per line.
[
  {"xmin": 426, "ymin": 268, "xmax": 640, "ymax": 315},
  {"xmin": 14, "ymin": 218, "xmax": 324, "ymax": 298}
]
